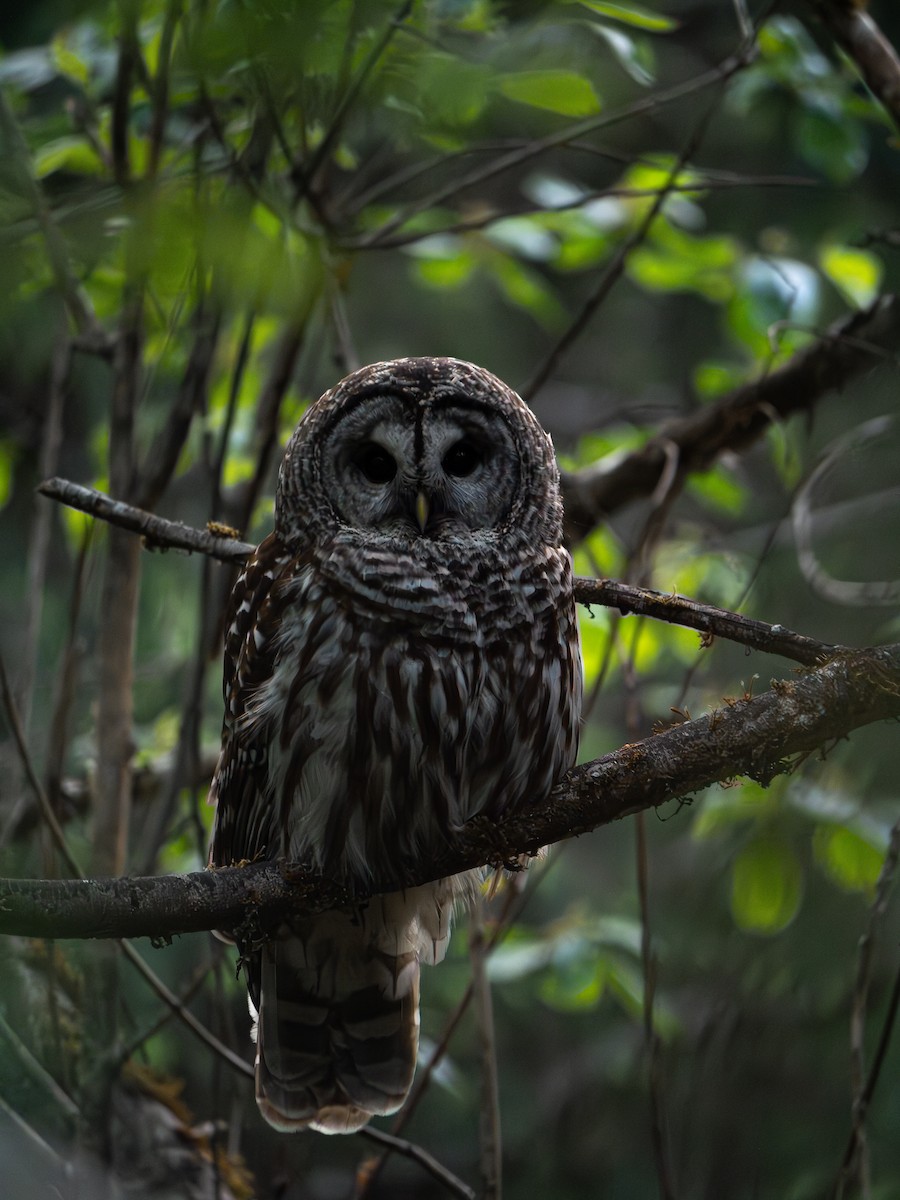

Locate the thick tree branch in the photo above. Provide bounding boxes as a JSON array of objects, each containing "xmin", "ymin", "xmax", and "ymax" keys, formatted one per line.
[
  {"xmin": 807, "ymin": 0, "xmax": 900, "ymax": 131},
  {"xmin": 560, "ymin": 294, "xmax": 900, "ymax": 544},
  {"xmin": 1, "ymin": 643, "xmax": 898, "ymax": 942}
]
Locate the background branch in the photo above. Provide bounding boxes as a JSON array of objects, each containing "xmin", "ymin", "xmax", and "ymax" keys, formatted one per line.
[{"xmin": 560, "ymin": 294, "xmax": 900, "ymax": 544}]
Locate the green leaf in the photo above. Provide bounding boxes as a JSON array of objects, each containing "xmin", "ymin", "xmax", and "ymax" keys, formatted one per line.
[
  {"xmin": 731, "ymin": 837, "xmax": 803, "ymax": 934},
  {"xmin": 485, "ymin": 216, "xmax": 557, "ymax": 261},
  {"xmin": 686, "ymin": 466, "xmax": 746, "ymax": 516},
  {"xmin": 406, "ymin": 234, "xmax": 477, "ymax": 289},
  {"xmin": 50, "ymin": 29, "xmax": 91, "ymax": 85},
  {"xmin": 497, "ymin": 70, "xmax": 601, "ymax": 117},
  {"xmin": 485, "ymin": 252, "xmax": 568, "ymax": 330},
  {"xmin": 414, "ymin": 254, "xmax": 476, "ymax": 288},
  {"xmin": 539, "ymin": 957, "xmax": 605, "ymax": 1011},
  {"xmin": 419, "ymin": 54, "xmax": 490, "ymax": 128},
  {"xmin": 627, "ymin": 223, "xmax": 738, "ymax": 301},
  {"xmin": 818, "ymin": 244, "xmax": 883, "ymax": 309},
  {"xmin": 793, "ymin": 98, "xmax": 868, "ymax": 183},
  {"xmin": 576, "ymin": 1, "xmax": 678, "ymax": 32},
  {"xmin": 34, "ymin": 136, "xmax": 105, "ymax": 178},
  {"xmin": 727, "ymin": 257, "xmax": 820, "ymax": 355},
  {"xmin": 693, "ymin": 360, "xmax": 749, "ymax": 399},
  {"xmin": 488, "ymin": 938, "xmax": 555, "ymax": 983},
  {"xmin": 591, "ymin": 23, "xmax": 656, "ymax": 85},
  {"xmin": 813, "ymin": 826, "xmax": 884, "ymax": 895},
  {"xmin": 693, "ymin": 780, "xmax": 780, "ymax": 840},
  {"xmin": 0, "ymin": 440, "xmax": 15, "ymax": 511}
]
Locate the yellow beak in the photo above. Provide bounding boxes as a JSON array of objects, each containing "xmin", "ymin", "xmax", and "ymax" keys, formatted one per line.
[{"xmin": 414, "ymin": 490, "xmax": 430, "ymax": 533}]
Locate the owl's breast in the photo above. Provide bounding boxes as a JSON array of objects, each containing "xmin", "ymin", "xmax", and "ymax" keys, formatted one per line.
[{"xmin": 254, "ymin": 537, "xmax": 579, "ymax": 885}]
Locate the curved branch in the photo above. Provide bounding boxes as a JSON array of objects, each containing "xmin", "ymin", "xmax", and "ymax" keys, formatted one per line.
[
  {"xmin": 560, "ymin": 294, "xmax": 900, "ymax": 544},
  {"xmin": 1, "ymin": 643, "xmax": 898, "ymax": 942}
]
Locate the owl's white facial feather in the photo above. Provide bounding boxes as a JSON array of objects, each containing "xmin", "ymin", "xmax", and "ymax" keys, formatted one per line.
[{"xmin": 318, "ymin": 393, "xmax": 519, "ymax": 538}]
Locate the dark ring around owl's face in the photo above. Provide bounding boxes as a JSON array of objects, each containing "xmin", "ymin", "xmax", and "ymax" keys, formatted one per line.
[{"xmin": 320, "ymin": 391, "xmax": 521, "ymax": 538}]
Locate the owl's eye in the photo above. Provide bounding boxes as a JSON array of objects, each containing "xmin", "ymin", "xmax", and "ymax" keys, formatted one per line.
[
  {"xmin": 442, "ymin": 439, "xmax": 483, "ymax": 478},
  {"xmin": 355, "ymin": 443, "xmax": 397, "ymax": 485}
]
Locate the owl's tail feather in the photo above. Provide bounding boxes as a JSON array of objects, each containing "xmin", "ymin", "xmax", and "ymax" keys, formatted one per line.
[{"xmin": 252, "ymin": 908, "xmax": 423, "ymax": 1134}]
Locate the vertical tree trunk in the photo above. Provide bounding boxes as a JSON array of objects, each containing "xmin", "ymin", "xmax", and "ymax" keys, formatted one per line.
[{"xmin": 93, "ymin": 527, "xmax": 141, "ymax": 877}]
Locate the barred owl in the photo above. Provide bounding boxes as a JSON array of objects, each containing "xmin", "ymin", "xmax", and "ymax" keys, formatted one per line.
[{"xmin": 209, "ymin": 357, "xmax": 581, "ymax": 1133}]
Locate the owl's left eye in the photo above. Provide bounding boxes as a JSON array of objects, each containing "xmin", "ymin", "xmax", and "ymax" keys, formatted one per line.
[
  {"xmin": 442, "ymin": 439, "xmax": 483, "ymax": 478},
  {"xmin": 354, "ymin": 443, "xmax": 397, "ymax": 484}
]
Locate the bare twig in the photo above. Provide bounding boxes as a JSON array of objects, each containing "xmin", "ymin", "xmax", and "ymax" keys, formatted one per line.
[
  {"xmin": 0, "ymin": 651, "xmax": 81, "ymax": 878},
  {"xmin": 137, "ymin": 304, "xmax": 221, "ymax": 511},
  {"xmin": 524, "ymin": 105, "xmax": 718, "ymax": 398},
  {"xmin": 0, "ymin": 1010, "xmax": 81, "ymax": 1123},
  {"xmin": 358, "ymin": 46, "xmax": 756, "ymax": 250},
  {"xmin": 146, "ymin": 0, "xmax": 182, "ymax": 179},
  {"xmin": 351, "ymin": 176, "xmax": 817, "ymax": 252},
  {"xmin": 1, "ymin": 646, "xmax": 255, "ymax": 1088},
  {"xmin": 231, "ymin": 321, "xmax": 307, "ymax": 536},
  {"xmin": 0, "ymin": 90, "xmax": 107, "ymax": 344},
  {"xmin": 358, "ymin": 1127, "xmax": 477, "ymax": 1200},
  {"xmin": 37, "ymin": 479, "xmax": 252, "ymax": 563},
  {"xmin": 299, "ymin": 1, "xmax": 413, "ymax": 196},
  {"xmin": 576, "ymin": 578, "xmax": 836, "ymax": 665},
  {"xmin": 834, "ymin": 817, "xmax": 900, "ymax": 1199},
  {"xmin": 35, "ymin": 480, "xmax": 837, "ymax": 664}
]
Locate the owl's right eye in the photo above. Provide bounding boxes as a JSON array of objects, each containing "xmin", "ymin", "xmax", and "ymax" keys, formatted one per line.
[{"xmin": 354, "ymin": 442, "xmax": 397, "ymax": 485}]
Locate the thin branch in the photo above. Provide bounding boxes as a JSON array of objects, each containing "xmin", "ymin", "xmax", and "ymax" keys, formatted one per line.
[
  {"xmin": 35, "ymin": 480, "xmax": 837, "ymax": 664},
  {"xmin": 136, "ymin": 304, "xmax": 221, "ymax": 511},
  {"xmin": 1, "ymin": 646, "xmax": 255, "ymax": 1086},
  {"xmin": 357, "ymin": 45, "xmax": 756, "ymax": 250},
  {"xmin": 119, "ymin": 940, "xmax": 253, "ymax": 1080},
  {"xmin": 2, "ymin": 642, "xmax": 899, "ymax": 942},
  {"xmin": 576, "ymin": 578, "xmax": 836, "ymax": 665},
  {"xmin": 0, "ymin": 1010, "xmax": 81, "ymax": 1123},
  {"xmin": 0, "ymin": 651, "xmax": 82, "ymax": 878},
  {"xmin": 298, "ymin": 1, "xmax": 414, "ymax": 197},
  {"xmin": 230, "ymin": 321, "xmax": 306, "ymax": 536},
  {"xmin": 834, "ymin": 816, "xmax": 900, "ymax": 1199},
  {"xmin": 0, "ymin": 89, "xmax": 107, "ymax": 345},
  {"xmin": 146, "ymin": 0, "xmax": 182, "ymax": 179},
  {"xmin": 37, "ymin": 479, "xmax": 252, "ymax": 563},
  {"xmin": 348, "ymin": 176, "xmax": 818, "ymax": 252},
  {"xmin": 358, "ymin": 1127, "xmax": 477, "ymax": 1200},
  {"xmin": 521, "ymin": 113, "xmax": 717, "ymax": 402}
]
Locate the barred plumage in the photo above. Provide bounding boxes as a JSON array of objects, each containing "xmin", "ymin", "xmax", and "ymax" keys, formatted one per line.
[{"xmin": 209, "ymin": 357, "xmax": 582, "ymax": 1133}]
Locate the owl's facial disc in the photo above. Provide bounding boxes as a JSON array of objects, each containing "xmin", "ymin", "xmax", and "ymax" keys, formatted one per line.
[{"xmin": 322, "ymin": 393, "xmax": 519, "ymax": 538}]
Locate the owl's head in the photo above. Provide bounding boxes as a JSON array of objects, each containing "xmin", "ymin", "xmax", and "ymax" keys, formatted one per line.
[{"xmin": 276, "ymin": 358, "xmax": 563, "ymax": 549}]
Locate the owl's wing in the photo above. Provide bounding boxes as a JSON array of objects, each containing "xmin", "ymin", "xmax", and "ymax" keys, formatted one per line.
[{"xmin": 208, "ymin": 531, "xmax": 294, "ymax": 871}]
